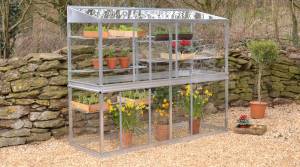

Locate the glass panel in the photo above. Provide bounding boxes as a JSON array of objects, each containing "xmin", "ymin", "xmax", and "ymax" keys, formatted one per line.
[{"xmin": 72, "ymin": 7, "xmax": 224, "ymax": 21}]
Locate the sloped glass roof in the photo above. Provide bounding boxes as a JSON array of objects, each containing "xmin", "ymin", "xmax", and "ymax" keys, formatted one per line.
[{"xmin": 68, "ymin": 6, "xmax": 227, "ymax": 23}]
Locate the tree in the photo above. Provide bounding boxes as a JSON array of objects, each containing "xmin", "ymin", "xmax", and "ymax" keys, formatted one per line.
[
  {"xmin": 289, "ymin": 0, "xmax": 300, "ymax": 47},
  {"xmin": 34, "ymin": 0, "xmax": 71, "ymax": 34},
  {"xmin": 0, "ymin": 0, "xmax": 33, "ymax": 59}
]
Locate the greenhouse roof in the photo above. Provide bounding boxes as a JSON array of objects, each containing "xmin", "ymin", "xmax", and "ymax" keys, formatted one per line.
[{"xmin": 67, "ymin": 6, "xmax": 227, "ymax": 23}]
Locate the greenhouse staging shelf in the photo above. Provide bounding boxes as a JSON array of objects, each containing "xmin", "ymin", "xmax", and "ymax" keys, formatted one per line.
[{"xmin": 67, "ymin": 6, "xmax": 229, "ymax": 157}]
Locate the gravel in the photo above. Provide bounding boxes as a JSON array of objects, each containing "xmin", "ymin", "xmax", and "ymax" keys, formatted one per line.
[{"xmin": 0, "ymin": 103, "xmax": 299, "ymax": 167}]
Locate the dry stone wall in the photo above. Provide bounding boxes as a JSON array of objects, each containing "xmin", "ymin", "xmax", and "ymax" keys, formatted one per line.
[{"xmin": 0, "ymin": 45, "xmax": 299, "ymax": 148}]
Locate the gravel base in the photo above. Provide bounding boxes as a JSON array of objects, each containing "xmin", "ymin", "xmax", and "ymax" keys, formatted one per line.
[{"xmin": 1, "ymin": 104, "xmax": 299, "ymax": 167}]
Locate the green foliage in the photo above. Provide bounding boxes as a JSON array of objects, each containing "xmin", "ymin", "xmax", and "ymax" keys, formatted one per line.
[
  {"xmin": 247, "ymin": 40, "xmax": 279, "ymax": 65},
  {"xmin": 122, "ymin": 90, "xmax": 148, "ymax": 99},
  {"xmin": 154, "ymin": 27, "xmax": 168, "ymax": 35},
  {"xmin": 84, "ymin": 25, "xmax": 107, "ymax": 31},
  {"xmin": 119, "ymin": 48, "xmax": 130, "ymax": 57},
  {"xmin": 179, "ymin": 27, "xmax": 191, "ymax": 34},
  {"xmin": 74, "ymin": 93, "xmax": 98, "ymax": 105},
  {"xmin": 103, "ymin": 47, "xmax": 116, "ymax": 58}
]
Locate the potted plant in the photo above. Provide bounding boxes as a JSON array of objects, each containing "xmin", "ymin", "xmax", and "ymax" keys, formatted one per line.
[
  {"xmin": 154, "ymin": 27, "xmax": 193, "ymax": 41},
  {"xmin": 236, "ymin": 114, "xmax": 252, "ymax": 128},
  {"xmin": 179, "ymin": 85, "xmax": 212, "ymax": 134},
  {"xmin": 248, "ymin": 40, "xmax": 278, "ymax": 119},
  {"xmin": 83, "ymin": 25, "xmax": 108, "ymax": 38},
  {"xmin": 107, "ymin": 100, "xmax": 146, "ymax": 147},
  {"xmin": 154, "ymin": 27, "xmax": 169, "ymax": 41},
  {"xmin": 152, "ymin": 87, "xmax": 170, "ymax": 141},
  {"xmin": 108, "ymin": 24, "xmax": 145, "ymax": 38},
  {"xmin": 118, "ymin": 48, "xmax": 130, "ymax": 69},
  {"xmin": 172, "ymin": 27, "xmax": 193, "ymax": 40},
  {"xmin": 72, "ymin": 93, "xmax": 108, "ymax": 113},
  {"xmin": 105, "ymin": 47, "xmax": 118, "ymax": 70}
]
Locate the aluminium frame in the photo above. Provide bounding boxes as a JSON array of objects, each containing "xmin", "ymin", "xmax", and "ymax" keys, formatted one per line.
[{"xmin": 67, "ymin": 6, "xmax": 229, "ymax": 157}]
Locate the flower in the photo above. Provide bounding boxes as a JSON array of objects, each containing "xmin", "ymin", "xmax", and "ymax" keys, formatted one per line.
[
  {"xmin": 239, "ymin": 114, "xmax": 248, "ymax": 120},
  {"xmin": 180, "ymin": 40, "xmax": 191, "ymax": 46},
  {"xmin": 172, "ymin": 41, "xmax": 177, "ymax": 48}
]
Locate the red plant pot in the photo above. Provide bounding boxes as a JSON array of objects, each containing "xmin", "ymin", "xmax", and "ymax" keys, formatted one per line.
[
  {"xmin": 105, "ymin": 57, "xmax": 117, "ymax": 69},
  {"xmin": 122, "ymin": 130, "xmax": 133, "ymax": 148},
  {"xmin": 155, "ymin": 124, "xmax": 169, "ymax": 141},
  {"xmin": 91, "ymin": 58, "xmax": 99, "ymax": 69},
  {"xmin": 119, "ymin": 56, "xmax": 130, "ymax": 68}
]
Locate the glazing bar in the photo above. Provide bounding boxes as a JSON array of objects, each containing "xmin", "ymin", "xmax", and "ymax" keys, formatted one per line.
[
  {"xmin": 99, "ymin": 93, "xmax": 104, "ymax": 153},
  {"xmin": 68, "ymin": 87, "xmax": 73, "ymax": 140},
  {"xmin": 224, "ymin": 21, "xmax": 229, "ymax": 129},
  {"xmin": 169, "ymin": 86, "xmax": 173, "ymax": 139},
  {"xmin": 175, "ymin": 23, "xmax": 179, "ymax": 77},
  {"xmin": 148, "ymin": 89, "xmax": 152, "ymax": 143},
  {"xmin": 132, "ymin": 23, "xmax": 137, "ymax": 82},
  {"xmin": 119, "ymin": 92, "xmax": 123, "ymax": 148},
  {"xmin": 67, "ymin": 23, "xmax": 72, "ymax": 81},
  {"xmin": 190, "ymin": 23, "xmax": 194, "ymax": 73},
  {"xmin": 168, "ymin": 26, "xmax": 172, "ymax": 79},
  {"xmin": 98, "ymin": 22, "xmax": 103, "ymax": 85},
  {"xmin": 189, "ymin": 82, "xmax": 193, "ymax": 135},
  {"xmin": 148, "ymin": 23, "xmax": 152, "ymax": 80}
]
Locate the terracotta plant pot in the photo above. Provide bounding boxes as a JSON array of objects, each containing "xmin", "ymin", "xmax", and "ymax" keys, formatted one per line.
[
  {"xmin": 189, "ymin": 119, "xmax": 201, "ymax": 134},
  {"xmin": 105, "ymin": 57, "xmax": 117, "ymax": 69},
  {"xmin": 83, "ymin": 31, "xmax": 109, "ymax": 38},
  {"xmin": 119, "ymin": 56, "xmax": 130, "ymax": 68},
  {"xmin": 155, "ymin": 124, "xmax": 169, "ymax": 141},
  {"xmin": 91, "ymin": 58, "xmax": 99, "ymax": 69},
  {"xmin": 122, "ymin": 130, "xmax": 133, "ymax": 148},
  {"xmin": 250, "ymin": 101, "xmax": 267, "ymax": 119}
]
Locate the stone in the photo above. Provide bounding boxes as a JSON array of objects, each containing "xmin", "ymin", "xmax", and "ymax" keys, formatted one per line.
[
  {"xmin": 29, "ymin": 111, "xmax": 60, "ymax": 121},
  {"xmin": 7, "ymin": 90, "xmax": 40, "ymax": 98},
  {"xmin": 289, "ymin": 66, "xmax": 300, "ymax": 74},
  {"xmin": 0, "ymin": 106, "xmax": 29, "ymax": 120},
  {"xmin": 59, "ymin": 70, "xmax": 68, "ymax": 76},
  {"xmin": 240, "ymin": 93, "xmax": 252, "ymax": 101},
  {"xmin": 272, "ymin": 70, "xmax": 292, "ymax": 79},
  {"xmin": 3, "ymin": 70, "xmax": 21, "ymax": 81},
  {"xmin": 230, "ymin": 100, "xmax": 249, "ymax": 107},
  {"xmin": 229, "ymin": 94, "xmax": 240, "ymax": 101},
  {"xmin": 33, "ymin": 118, "xmax": 65, "ymax": 128},
  {"xmin": 51, "ymin": 127, "xmax": 67, "ymax": 138},
  {"xmin": 49, "ymin": 76, "xmax": 67, "ymax": 86},
  {"xmin": 7, "ymin": 57, "xmax": 27, "ymax": 68},
  {"xmin": 22, "ymin": 119, "xmax": 32, "ymax": 128},
  {"xmin": 272, "ymin": 82, "xmax": 285, "ymax": 92},
  {"xmin": 0, "ymin": 81, "xmax": 11, "ymax": 95},
  {"xmin": 87, "ymin": 119, "xmax": 99, "ymax": 127},
  {"xmin": 35, "ymin": 100, "xmax": 50, "ymax": 106},
  {"xmin": 38, "ymin": 70, "xmax": 59, "ymax": 77},
  {"xmin": 37, "ymin": 60, "xmax": 62, "ymax": 71},
  {"xmin": 285, "ymin": 85, "xmax": 300, "ymax": 93},
  {"xmin": 203, "ymin": 103, "xmax": 218, "ymax": 114},
  {"xmin": 39, "ymin": 86, "xmax": 67, "ymax": 99},
  {"xmin": 27, "ymin": 53, "xmax": 65, "ymax": 62},
  {"xmin": 0, "ymin": 137, "xmax": 26, "ymax": 147},
  {"xmin": 19, "ymin": 63, "xmax": 39, "ymax": 73},
  {"xmin": 0, "ymin": 119, "xmax": 24, "ymax": 129},
  {"xmin": 0, "ymin": 66, "xmax": 13, "ymax": 72},
  {"xmin": 60, "ymin": 45, "xmax": 95, "ymax": 55},
  {"xmin": 26, "ymin": 132, "xmax": 51, "ymax": 142},
  {"xmin": 49, "ymin": 99, "xmax": 68, "ymax": 110},
  {"xmin": 282, "ymin": 80, "xmax": 298, "ymax": 86},
  {"xmin": 15, "ymin": 99, "xmax": 35, "ymax": 105},
  {"xmin": 30, "ymin": 128, "xmax": 49, "ymax": 133},
  {"xmin": 229, "ymin": 57, "xmax": 248, "ymax": 65},
  {"xmin": 0, "ymin": 129, "xmax": 30, "ymax": 137},
  {"xmin": 269, "ymin": 91, "xmax": 280, "ymax": 98},
  {"xmin": 11, "ymin": 79, "xmax": 31, "ymax": 92},
  {"xmin": 281, "ymin": 91, "xmax": 297, "ymax": 98},
  {"xmin": 272, "ymin": 98, "xmax": 293, "ymax": 105},
  {"xmin": 0, "ymin": 97, "xmax": 12, "ymax": 106},
  {"xmin": 271, "ymin": 63, "xmax": 289, "ymax": 72},
  {"xmin": 21, "ymin": 72, "xmax": 34, "ymax": 79}
]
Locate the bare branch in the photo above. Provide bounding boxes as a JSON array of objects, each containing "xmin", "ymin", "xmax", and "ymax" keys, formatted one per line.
[{"xmin": 9, "ymin": 0, "xmax": 32, "ymax": 32}]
